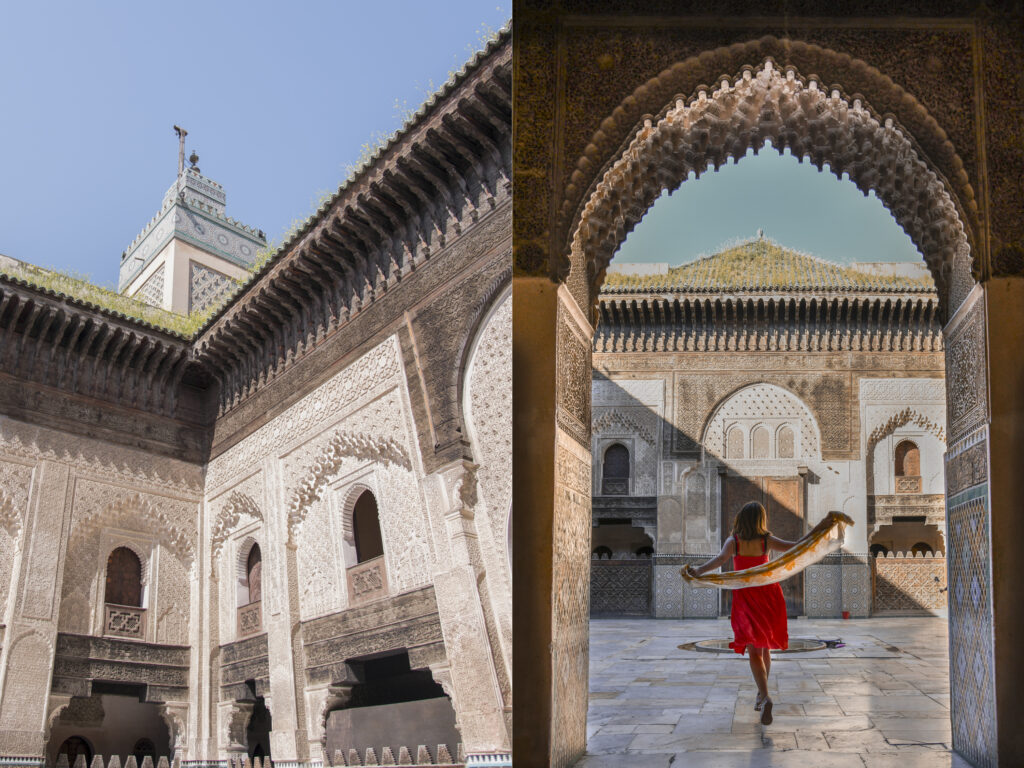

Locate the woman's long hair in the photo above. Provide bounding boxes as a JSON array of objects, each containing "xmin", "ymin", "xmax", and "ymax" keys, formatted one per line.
[{"xmin": 733, "ymin": 501, "xmax": 771, "ymax": 540}]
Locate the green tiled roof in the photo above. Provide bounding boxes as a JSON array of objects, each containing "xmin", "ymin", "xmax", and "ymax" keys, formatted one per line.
[{"xmin": 602, "ymin": 240, "xmax": 936, "ymax": 294}]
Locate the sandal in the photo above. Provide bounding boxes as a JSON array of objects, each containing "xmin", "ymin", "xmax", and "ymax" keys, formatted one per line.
[
  {"xmin": 760, "ymin": 696, "xmax": 773, "ymax": 725},
  {"xmin": 754, "ymin": 692, "xmax": 765, "ymax": 711}
]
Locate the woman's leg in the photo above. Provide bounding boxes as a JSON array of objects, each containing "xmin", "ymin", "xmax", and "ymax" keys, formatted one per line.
[
  {"xmin": 746, "ymin": 644, "xmax": 768, "ymax": 697},
  {"xmin": 761, "ymin": 647, "xmax": 772, "ymax": 684}
]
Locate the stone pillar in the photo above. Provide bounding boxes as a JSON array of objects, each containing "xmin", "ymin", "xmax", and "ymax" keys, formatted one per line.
[
  {"xmin": 512, "ymin": 278, "xmax": 592, "ymax": 768},
  {"xmin": 262, "ymin": 457, "xmax": 306, "ymax": 762},
  {"xmin": 0, "ymin": 460, "xmax": 70, "ymax": 758},
  {"xmin": 976, "ymin": 279, "xmax": 1024, "ymax": 763},
  {"xmin": 217, "ymin": 700, "xmax": 253, "ymax": 759},
  {"xmin": 304, "ymin": 680, "xmax": 354, "ymax": 762},
  {"xmin": 158, "ymin": 703, "xmax": 189, "ymax": 763},
  {"xmin": 429, "ymin": 461, "xmax": 510, "ymax": 759}
]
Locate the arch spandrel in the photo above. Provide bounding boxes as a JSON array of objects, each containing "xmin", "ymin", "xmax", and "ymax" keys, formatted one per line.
[{"xmin": 559, "ymin": 46, "xmax": 978, "ymax": 315}]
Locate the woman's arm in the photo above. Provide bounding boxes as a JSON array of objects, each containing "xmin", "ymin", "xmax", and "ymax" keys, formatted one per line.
[{"xmin": 686, "ymin": 538, "xmax": 735, "ymax": 577}]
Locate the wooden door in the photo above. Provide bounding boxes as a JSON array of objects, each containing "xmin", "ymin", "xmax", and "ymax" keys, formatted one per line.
[
  {"xmin": 763, "ymin": 477, "xmax": 804, "ymax": 616},
  {"xmin": 105, "ymin": 547, "xmax": 142, "ymax": 607},
  {"xmin": 719, "ymin": 475, "xmax": 804, "ymax": 617}
]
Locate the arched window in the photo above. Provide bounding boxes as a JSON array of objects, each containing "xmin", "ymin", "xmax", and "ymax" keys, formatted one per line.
[
  {"xmin": 353, "ymin": 491, "xmax": 384, "ymax": 563},
  {"xmin": 601, "ymin": 444, "xmax": 630, "ymax": 495},
  {"xmin": 894, "ymin": 440, "xmax": 921, "ymax": 476},
  {"xmin": 246, "ymin": 544, "xmax": 262, "ymax": 605},
  {"xmin": 592, "ymin": 545, "xmax": 612, "ymax": 560},
  {"xmin": 911, "ymin": 542, "xmax": 934, "ymax": 555},
  {"xmin": 777, "ymin": 425, "xmax": 795, "ymax": 459},
  {"xmin": 105, "ymin": 547, "xmax": 142, "ymax": 607},
  {"xmin": 635, "ymin": 546, "xmax": 654, "ymax": 558},
  {"xmin": 870, "ymin": 544, "xmax": 889, "ymax": 557},
  {"xmin": 132, "ymin": 739, "xmax": 156, "ymax": 762},
  {"xmin": 894, "ymin": 440, "xmax": 922, "ymax": 493},
  {"xmin": 58, "ymin": 737, "xmax": 92, "ymax": 767},
  {"xmin": 751, "ymin": 425, "xmax": 770, "ymax": 458},
  {"xmin": 726, "ymin": 427, "xmax": 744, "ymax": 459}
]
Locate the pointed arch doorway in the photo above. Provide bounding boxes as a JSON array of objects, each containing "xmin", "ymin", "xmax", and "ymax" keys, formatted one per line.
[{"xmin": 512, "ymin": 20, "xmax": 1021, "ymax": 766}]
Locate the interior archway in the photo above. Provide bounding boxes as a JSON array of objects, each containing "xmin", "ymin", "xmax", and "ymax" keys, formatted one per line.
[
  {"xmin": 565, "ymin": 58, "xmax": 975, "ymax": 317},
  {"xmin": 543, "ymin": 53, "xmax": 978, "ymax": 768}
]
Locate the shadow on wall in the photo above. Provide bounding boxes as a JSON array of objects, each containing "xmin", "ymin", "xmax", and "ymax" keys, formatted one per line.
[
  {"xmin": 588, "ymin": 374, "xmax": 948, "ymax": 619},
  {"xmin": 48, "ymin": 688, "xmax": 171, "ymax": 767}
]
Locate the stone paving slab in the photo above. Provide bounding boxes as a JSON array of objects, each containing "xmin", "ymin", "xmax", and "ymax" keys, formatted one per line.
[{"xmin": 576, "ymin": 616, "xmax": 971, "ymax": 767}]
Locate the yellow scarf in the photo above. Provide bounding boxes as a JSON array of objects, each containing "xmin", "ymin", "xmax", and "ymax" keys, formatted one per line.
[{"xmin": 681, "ymin": 511, "xmax": 854, "ymax": 590}]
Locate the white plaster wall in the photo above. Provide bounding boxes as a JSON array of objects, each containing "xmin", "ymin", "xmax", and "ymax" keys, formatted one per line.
[{"xmin": 591, "ymin": 377, "xmax": 666, "ymax": 497}]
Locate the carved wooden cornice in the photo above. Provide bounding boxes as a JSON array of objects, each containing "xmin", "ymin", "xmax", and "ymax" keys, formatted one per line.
[
  {"xmin": 194, "ymin": 35, "xmax": 512, "ymax": 417},
  {"xmin": 0, "ymin": 277, "xmax": 194, "ymax": 418},
  {"xmin": 595, "ymin": 292, "xmax": 943, "ymax": 353}
]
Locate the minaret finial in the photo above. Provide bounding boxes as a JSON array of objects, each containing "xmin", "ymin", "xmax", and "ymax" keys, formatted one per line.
[{"xmin": 173, "ymin": 125, "xmax": 188, "ymax": 176}]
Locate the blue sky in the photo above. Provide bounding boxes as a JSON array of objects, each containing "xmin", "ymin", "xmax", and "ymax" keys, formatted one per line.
[
  {"xmin": 615, "ymin": 146, "xmax": 922, "ymax": 266},
  {"xmin": 0, "ymin": 1, "xmax": 508, "ymax": 288}
]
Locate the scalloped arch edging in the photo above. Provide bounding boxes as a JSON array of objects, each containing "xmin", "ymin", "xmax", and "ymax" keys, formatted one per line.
[{"xmin": 561, "ymin": 48, "xmax": 976, "ymax": 317}]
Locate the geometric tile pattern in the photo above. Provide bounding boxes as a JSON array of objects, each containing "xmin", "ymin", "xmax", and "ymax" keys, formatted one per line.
[
  {"xmin": 133, "ymin": 263, "xmax": 165, "ymax": 307},
  {"xmin": 840, "ymin": 556, "xmax": 871, "ymax": 618},
  {"xmin": 590, "ymin": 560, "xmax": 651, "ymax": 616},
  {"xmin": 652, "ymin": 558, "xmax": 683, "ymax": 618},
  {"xmin": 189, "ymin": 261, "xmax": 235, "ymax": 314},
  {"xmin": 678, "ymin": 555, "xmax": 719, "ymax": 618},
  {"xmin": 872, "ymin": 554, "xmax": 947, "ymax": 614},
  {"xmin": 804, "ymin": 557, "xmax": 842, "ymax": 617},
  {"xmin": 946, "ymin": 487, "xmax": 996, "ymax": 768}
]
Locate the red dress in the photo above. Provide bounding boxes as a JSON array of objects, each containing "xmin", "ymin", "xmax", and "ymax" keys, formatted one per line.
[{"xmin": 729, "ymin": 534, "xmax": 789, "ymax": 655}]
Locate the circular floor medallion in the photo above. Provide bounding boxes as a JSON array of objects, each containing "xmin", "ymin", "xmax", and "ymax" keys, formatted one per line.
[{"xmin": 678, "ymin": 637, "xmax": 827, "ymax": 653}]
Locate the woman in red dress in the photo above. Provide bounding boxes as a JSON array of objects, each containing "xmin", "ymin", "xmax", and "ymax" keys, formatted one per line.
[{"xmin": 685, "ymin": 501, "xmax": 830, "ymax": 725}]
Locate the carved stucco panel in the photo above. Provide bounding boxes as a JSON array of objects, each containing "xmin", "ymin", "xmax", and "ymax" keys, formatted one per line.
[
  {"xmin": 704, "ymin": 383, "xmax": 821, "ymax": 460},
  {"xmin": 0, "ymin": 630, "xmax": 54, "ymax": 732},
  {"xmin": 0, "ymin": 458, "xmax": 33, "ymax": 604},
  {"xmin": 0, "ymin": 416, "xmax": 202, "ymax": 495},
  {"xmin": 58, "ymin": 479, "xmax": 198, "ymax": 638},
  {"xmin": 551, "ymin": 432, "xmax": 591, "ymax": 768},
  {"xmin": 945, "ymin": 292, "xmax": 988, "ymax": 444},
  {"xmin": 592, "ymin": 406, "xmax": 660, "ymax": 496},
  {"xmin": 290, "ymin": 427, "xmax": 432, "ymax": 620},
  {"xmin": 206, "ymin": 337, "xmax": 404, "ymax": 492},
  {"xmin": 156, "ymin": 547, "xmax": 191, "ymax": 646},
  {"xmin": 464, "ymin": 290, "xmax": 512, "ymax": 573}
]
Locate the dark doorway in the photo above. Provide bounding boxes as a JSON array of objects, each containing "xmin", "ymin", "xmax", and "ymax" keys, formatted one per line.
[{"xmin": 246, "ymin": 694, "xmax": 272, "ymax": 761}]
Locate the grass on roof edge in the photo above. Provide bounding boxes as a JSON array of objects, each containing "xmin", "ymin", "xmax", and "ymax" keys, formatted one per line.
[{"xmin": 0, "ymin": 261, "xmax": 228, "ymax": 338}]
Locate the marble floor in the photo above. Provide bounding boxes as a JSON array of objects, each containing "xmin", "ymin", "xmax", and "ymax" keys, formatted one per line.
[{"xmin": 578, "ymin": 616, "xmax": 972, "ymax": 768}]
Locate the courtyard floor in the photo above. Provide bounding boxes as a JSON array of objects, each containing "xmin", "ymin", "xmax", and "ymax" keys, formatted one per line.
[{"xmin": 578, "ymin": 616, "xmax": 971, "ymax": 768}]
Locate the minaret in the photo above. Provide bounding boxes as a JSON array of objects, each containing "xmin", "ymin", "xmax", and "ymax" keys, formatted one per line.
[{"xmin": 118, "ymin": 127, "xmax": 267, "ymax": 314}]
